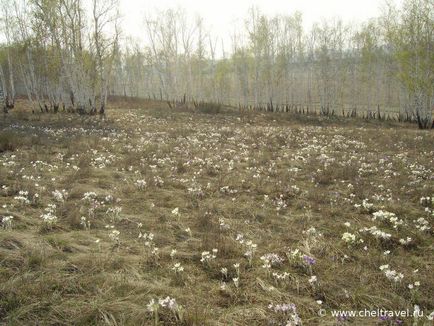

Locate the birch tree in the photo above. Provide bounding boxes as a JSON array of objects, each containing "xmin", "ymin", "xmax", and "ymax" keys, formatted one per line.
[{"xmin": 383, "ymin": 0, "xmax": 433, "ymax": 128}]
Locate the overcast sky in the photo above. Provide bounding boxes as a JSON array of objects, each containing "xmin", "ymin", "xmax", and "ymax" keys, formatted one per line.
[
  {"xmin": 119, "ymin": 0, "xmax": 402, "ymax": 45},
  {"xmin": 0, "ymin": 0, "xmax": 403, "ymax": 49}
]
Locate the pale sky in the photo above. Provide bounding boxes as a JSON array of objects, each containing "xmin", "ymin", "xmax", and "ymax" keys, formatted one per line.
[{"xmin": 119, "ymin": 0, "xmax": 402, "ymax": 45}]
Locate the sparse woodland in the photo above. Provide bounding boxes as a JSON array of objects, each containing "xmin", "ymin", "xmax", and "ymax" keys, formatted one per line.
[{"xmin": 0, "ymin": 0, "xmax": 433, "ymax": 127}]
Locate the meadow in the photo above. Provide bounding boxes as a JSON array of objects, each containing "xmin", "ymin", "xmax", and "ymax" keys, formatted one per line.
[{"xmin": 0, "ymin": 98, "xmax": 433, "ymax": 325}]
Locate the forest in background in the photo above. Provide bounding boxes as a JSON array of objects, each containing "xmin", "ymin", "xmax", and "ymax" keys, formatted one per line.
[{"xmin": 0, "ymin": 0, "xmax": 432, "ymax": 128}]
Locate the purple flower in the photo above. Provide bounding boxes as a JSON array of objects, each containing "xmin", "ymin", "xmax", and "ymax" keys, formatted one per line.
[
  {"xmin": 337, "ymin": 316, "xmax": 349, "ymax": 322},
  {"xmin": 303, "ymin": 255, "xmax": 316, "ymax": 265}
]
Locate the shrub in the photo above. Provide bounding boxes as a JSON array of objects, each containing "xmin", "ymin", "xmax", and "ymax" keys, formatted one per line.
[
  {"xmin": 195, "ymin": 101, "xmax": 222, "ymax": 114},
  {"xmin": 0, "ymin": 131, "xmax": 20, "ymax": 153}
]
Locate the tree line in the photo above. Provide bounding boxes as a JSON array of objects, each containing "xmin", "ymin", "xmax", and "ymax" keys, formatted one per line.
[{"xmin": 0, "ymin": 0, "xmax": 432, "ymax": 128}]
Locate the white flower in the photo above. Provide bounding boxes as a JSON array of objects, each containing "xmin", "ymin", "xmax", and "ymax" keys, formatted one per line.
[
  {"xmin": 200, "ymin": 250, "xmax": 217, "ymax": 264},
  {"xmin": 379, "ymin": 264, "xmax": 389, "ymax": 271},
  {"xmin": 308, "ymin": 275, "xmax": 317, "ymax": 284},
  {"xmin": 172, "ymin": 262, "xmax": 184, "ymax": 273},
  {"xmin": 147, "ymin": 299, "xmax": 158, "ymax": 312},
  {"xmin": 1, "ymin": 215, "xmax": 14, "ymax": 230},
  {"xmin": 342, "ymin": 232, "xmax": 356, "ymax": 243},
  {"xmin": 135, "ymin": 179, "xmax": 147, "ymax": 190},
  {"xmin": 52, "ymin": 189, "xmax": 68, "ymax": 203},
  {"xmin": 109, "ymin": 230, "xmax": 120, "ymax": 242},
  {"xmin": 399, "ymin": 237, "xmax": 412, "ymax": 245}
]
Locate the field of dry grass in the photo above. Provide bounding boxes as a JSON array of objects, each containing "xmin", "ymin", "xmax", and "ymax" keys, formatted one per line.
[{"xmin": 0, "ymin": 98, "xmax": 433, "ymax": 325}]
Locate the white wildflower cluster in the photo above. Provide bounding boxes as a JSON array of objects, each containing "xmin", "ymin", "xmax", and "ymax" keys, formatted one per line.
[
  {"xmin": 150, "ymin": 247, "xmax": 159, "ymax": 258},
  {"xmin": 235, "ymin": 234, "xmax": 257, "ymax": 265},
  {"xmin": 379, "ymin": 265, "xmax": 404, "ymax": 283},
  {"xmin": 138, "ymin": 228, "xmax": 158, "ymax": 262},
  {"xmin": 419, "ymin": 196, "xmax": 433, "ymax": 207},
  {"xmin": 272, "ymin": 271, "xmax": 290, "ymax": 283},
  {"xmin": 359, "ymin": 226, "xmax": 391, "ymax": 240},
  {"xmin": 413, "ymin": 217, "xmax": 430, "ymax": 232},
  {"xmin": 341, "ymin": 232, "xmax": 364, "ymax": 245},
  {"xmin": 372, "ymin": 210, "xmax": 396, "ymax": 221},
  {"xmin": 408, "ymin": 281, "xmax": 420, "ymax": 290},
  {"xmin": 82, "ymin": 192, "xmax": 97, "ymax": 202},
  {"xmin": 147, "ymin": 296, "xmax": 184, "ymax": 323},
  {"xmin": 275, "ymin": 194, "xmax": 288, "ymax": 211},
  {"xmin": 52, "ymin": 189, "xmax": 68, "ymax": 203},
  {"xmin": 220, "ymin": 263, "xmax": 241, "ymax": 290},
  {"xmin": 220, "ymin": 186, "xmax": 237, "ymax": 194},
  {"xmin": 268, "ymin": 303, "xmax": 302, "ymax": 326},
  {"xmin": 308, "ymin": 275, "xmax": 317, "ymax": 284},
  {"xmin": 109, "ymin": 229, "xmax": 120, "ymax": 243},
  {"xmin": 80, "ymin": 192, "xmax": 102, "ymax": 219},
  {"xmin": 291, "ymin": 185, "xmax": 300, "ymax": 194},
  {"xmin": 1, "ymin": 185, "xmax": 8, "ymax": 194},
  {"xmin": 1, "ymin": 215, "xmax": 14, "ymax": 230},
  {"xmin": 372, "ymin": 210, "xmax": 404, "ymax": 229},
  {"xmin": 153, "ymin": 176, "xmax": 164, "ymax": 187},
  {"xmin": 80, "ymin": 216, "xmax": 91, "ymax": 230},
  {"xmin": 354, "ymin": 199, "xmax": 374, "ymax": 212},
  {"xmin": 399, "ymin": 237, "xmax": 412, "ymax": 245},
  {"xmin": 171, "ymin": 262, "xmax": 184, "ymax": 273},
  {"xmin": 233, "ymin": 262, "xmax": 240, "ymax": 278},
  {"xmin": 134, "ymin": 179, "xmax": 147, "ymax": 190},
  {"xmin": 200, "ymin": 249, "xmax": 218, "ymax": 265},
  {"xmin": 106, "ymin": 225, "xmax": 120, "ymax": 244},
  {"xmin": 2, "ymin": 155, "xmax": 16, "ymax": 167},
  {"xmin": 171, "ymin": 207, "xmax": 180, "ymax": 217},
  {"xmin": 286, "ymin": 248, "xmax": 303, "ymax": 265},
  {"xmin": 90, "ymin": 152, "xmax": 116, "ymax": 169},
  {"xmin": 187, "ymin": 184, "xmax": 204, "ymax": 198},
  {"xmin": 106, "ymin": 206, "xmax": 122, "ymax": 223},
  {"xmin": 260, "ymin": 253, "xmax": 284, "ymax": 270},
  {"xmin": 40, "ymin": 204, "xmax": 57, "ymax": 226},
  {"xmin": 232, "ymin": 276, "xmax": 239, "ymax": 288},
  {"xmin": 14, "ymin": 190, "xmax": 30, "ymax": 205},
  {"xmin": 218, "ymin": 218, "xmax": 230, "ymax": 231},
  {"xmin": 139, "ymin": 231, "xmax": 155, "ymax": 247},
  {"xmin": 302, "ymin": 227, "xmax": 323, "ymax": 251},
  {"xmin": 157, "ymin": 296, "xmax": 178, "ymax": 310},
  {"xmin": 244, "ymin": 240, "xmax": 258, "ymax": 265}
]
